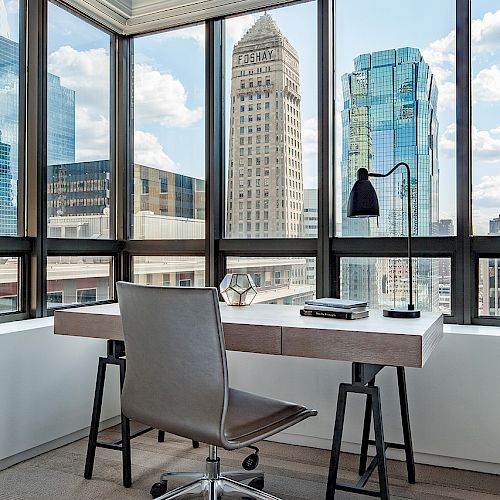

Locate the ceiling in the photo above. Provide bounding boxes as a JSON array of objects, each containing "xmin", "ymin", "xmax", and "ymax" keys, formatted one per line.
[{"xmin": 63, "ymin": 0, "xmax": 289, "ymax": 35}]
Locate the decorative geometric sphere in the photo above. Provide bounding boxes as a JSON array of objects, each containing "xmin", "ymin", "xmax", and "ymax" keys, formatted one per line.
[{"xmin": 219, "ymin": 273, "xmax": 257, "ymax": 306}]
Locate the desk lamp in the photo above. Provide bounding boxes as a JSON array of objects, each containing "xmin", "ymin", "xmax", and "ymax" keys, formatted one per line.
[{"xmin": 347, "ymin": 163, "xmax": 420, "ymax": 318}]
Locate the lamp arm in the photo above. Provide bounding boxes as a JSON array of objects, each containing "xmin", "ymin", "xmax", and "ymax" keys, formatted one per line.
[{"xmin": 369, "ymin": 162, "xmax": 415, "ymax": 311}]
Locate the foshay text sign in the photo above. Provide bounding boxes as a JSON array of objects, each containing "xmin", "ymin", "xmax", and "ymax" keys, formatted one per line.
[{"xmin": 237, "ymin": 49, "xmax": 274, "ymax": 65}]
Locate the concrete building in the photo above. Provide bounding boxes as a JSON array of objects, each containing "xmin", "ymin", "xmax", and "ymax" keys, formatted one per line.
[{"xmin": 226, "ymin": 13, "xmax": 303, "ymax": 238}]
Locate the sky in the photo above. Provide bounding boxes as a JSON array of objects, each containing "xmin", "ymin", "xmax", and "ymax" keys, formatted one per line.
[{"xmin": 2, "ymin": 0, "xmax": 500, "ymax": 234}]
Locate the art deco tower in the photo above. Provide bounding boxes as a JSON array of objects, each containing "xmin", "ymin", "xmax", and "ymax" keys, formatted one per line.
[{"xmin": 226, "ymin": 14, "xmax": 303, "ymax": 238}]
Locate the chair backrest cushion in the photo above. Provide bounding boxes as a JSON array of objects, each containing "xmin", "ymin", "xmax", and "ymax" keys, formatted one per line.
[{"xmin": 116, "ymin": 282, "xmax": 228, "ymax": 446}]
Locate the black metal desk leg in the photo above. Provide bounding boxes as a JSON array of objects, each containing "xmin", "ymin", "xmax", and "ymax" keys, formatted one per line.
[
  {"xmin": 359, "ymin": 377, "xmax": 375, "ymax": 475},
  {"xmin": 325, "ymin": 383, "xmax": 349, "ymax": 499},
  {"xmin": 158, "ymin": 430, "xmax": 165, "ymax": 442},
  {"xmin": 371, "ymin": 385, "xmax": 389, "ymax": 500},
  {"xmin": 118, "ymin": 358, "xmax": 132, "ymax": 488},
  {"xmin": 84, "ymin": 357, "xmax": 107, "ymax": 480},
  {"xmin": 397, "ymin": 367, "xmax": 415, "ymax": 484}
]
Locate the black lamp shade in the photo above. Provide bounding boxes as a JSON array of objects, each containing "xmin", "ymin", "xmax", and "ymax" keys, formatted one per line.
[{"xmin": 347, "ymin": 168, "xmax": 380, "ymax": 218}]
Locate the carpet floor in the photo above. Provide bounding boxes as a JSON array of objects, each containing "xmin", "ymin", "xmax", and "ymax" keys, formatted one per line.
[{"xmin": 0, "ymin": 425, "xmax": 499, "ymax": 499}]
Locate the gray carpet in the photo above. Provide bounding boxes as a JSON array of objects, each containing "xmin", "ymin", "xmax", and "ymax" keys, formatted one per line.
[{"xmin": 0, "ymin": 425, "xmax": 499, "ymax": 499}]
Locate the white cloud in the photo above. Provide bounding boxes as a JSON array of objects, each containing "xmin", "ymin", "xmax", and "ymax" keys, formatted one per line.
[
  {"xmin": 302, "ymin": 118, "xmax": 317, "ymax": 157},
  {"xmin": 134, "ymin": 63, "xmax": 203, "ymax": 128},
  {"xmin": 473, "ymin": 174, "xmax": 500, "ymax": 209},
  {"xmin": 226, "ymin": 14, "xmax": 257, "ymax": 44},
  {"xmin": 5, "ymin": 0, "xmax": 18, "ymax": 15},
  {"xmin": 440, "ymin": 123, "xmax": 500, "ymax": 163},
  {"xmin": 472, "ymin": 9, "xmax": 500, "ymax": 52},
  {"xmin": 159, "ymin": 24, "xmax": 205, "ymax": 47},
  {"xmin": 48, "ymin": 46, "xmax": 110, "ymax": 113},
  {"xmin": 155, "ymin": 13, "xmax": 256, "ymax": 47},
  {"xmin": 134, "ymin": 131, "xmax": 176, "ymax": 171},
  {"xmin": 473, "ymin": 65, "xmax": 500, "ymax": 102},
  {"xmin": 75, "ymin": 108, "xmax": 109, "ymax": 161}
]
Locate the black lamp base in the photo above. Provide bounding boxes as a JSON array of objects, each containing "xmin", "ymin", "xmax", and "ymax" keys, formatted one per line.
[{"xmin": 383, "ymin": 308, "xmax": 421, "ymax": 319}]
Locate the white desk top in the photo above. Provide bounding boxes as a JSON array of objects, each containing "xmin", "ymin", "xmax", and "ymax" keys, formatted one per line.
[{"xmin": 54, "ymin": 303, "xmax": 443, "ymax": 368}]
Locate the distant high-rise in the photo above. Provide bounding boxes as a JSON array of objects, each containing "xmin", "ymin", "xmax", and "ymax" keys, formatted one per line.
[
  {"xmin": 0, "ymin": 33, "xmax": 75, "ymax": 235},
  {"xmin": 340, "ymin": 48, "xmax": 440, "ymax": 309},
  {"xmin": 489, "ymin": 214, "xmax": 500, "ymax": 235},
  {"xmin": 226, "ymin": 14, "xmax": 303, "ymax": 238}
]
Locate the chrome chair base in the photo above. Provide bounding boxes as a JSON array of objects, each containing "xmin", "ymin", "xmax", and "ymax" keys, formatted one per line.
[{"xmin": 154, "ymin": 445, "xmax": 281, "ymax": 500}]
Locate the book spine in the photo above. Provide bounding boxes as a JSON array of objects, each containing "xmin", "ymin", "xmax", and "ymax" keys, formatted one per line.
[{"xmin": 300, "ymin": 309, "xmax": 356, "ymax": 320}]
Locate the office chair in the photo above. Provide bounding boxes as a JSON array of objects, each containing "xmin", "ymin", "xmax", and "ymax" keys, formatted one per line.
[{"xmin": 116, "ymin": 282, "xmax": 317, "ymax": 500}]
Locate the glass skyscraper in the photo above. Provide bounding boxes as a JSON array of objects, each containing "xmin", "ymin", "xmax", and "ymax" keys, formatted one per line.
[
  {"xmin": 340, "ymin": 48, "xmax": 440, "ymax": 310},
  {"xmin": 0, "ymin": 33, "xmax": 75, "ymax": 235}
]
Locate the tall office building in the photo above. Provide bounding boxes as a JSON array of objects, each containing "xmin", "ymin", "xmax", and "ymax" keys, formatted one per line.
[
  {"xmin": 340, "ymin": 48, "xmax": 440, "ymax": 309},
  {"xmin": 0, "ymin": 31, "xmax": 75, "ymax": 235},
  {"xmin": 226, "ymin": 13, "xmax": 304, "ymax": 238}
]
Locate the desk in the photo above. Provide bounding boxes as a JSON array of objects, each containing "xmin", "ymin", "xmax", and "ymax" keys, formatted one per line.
[{"xmin": 55, "ymin": 303, "xmax": 443, "ymax": 499}]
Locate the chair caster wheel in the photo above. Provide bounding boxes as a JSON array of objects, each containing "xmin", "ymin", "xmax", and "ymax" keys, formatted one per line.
[
  {"xmin": 248, "ymin": 477, "xmax": 264, "ymax": 491},
  {"xmin": 242, "ymin": 452, "xmax": 259, "ymax": 470},
  {"xmin": 150, "ymin": 480, "xmax": 168, "ymax": 498},
  {"xmin": 192, "ymin": 440, "xmax": 200, "ymax": 448}
]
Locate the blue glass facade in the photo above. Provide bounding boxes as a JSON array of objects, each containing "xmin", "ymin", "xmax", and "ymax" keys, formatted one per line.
[
  {"xmin": 341, "ymin": 48, "xmax": 440, "ymax": 310},
  {"xmin": 0, "ymin": 35, "xmax": 75, "ymax": 235}
]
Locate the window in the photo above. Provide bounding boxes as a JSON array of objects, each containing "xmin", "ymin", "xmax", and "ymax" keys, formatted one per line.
[
  {"xmin": 132, "ymin": 256, "xmax": 205, "ymax": 287},
  {"xmin": 227, "ymin": 257, "xmax": 316, "ymax": 305},
  {"xmin": 335, "ymin": 1, "xmax": 455, "ymax": 238},
  {"xmin": 0, "ymin": 257, "xmax": 20, "ymax": 313},
  {"xmin": 0, "ymin": 1, "xmax": 21, "ymax": 235},
  {"xmin": 46, "ymin": 256, "xmax": 114, "ymax": 308},
  {"xmin": 47, "ymin": 2, "xmax": 111, "ymax": 239},
  {"xmin": 340, "ymin": 257, "xmax": 451, "ymax": 314},
  {"xmin": 472, "ymin": 3, "xmax": 500, "ymax": 234},
  {"xmin": 225, "ymin": 3, "xmax": 317, "ymax": 239},
  {"xmin": 133, "ymin": 25, "xmax": 205, "ymax": 240}
]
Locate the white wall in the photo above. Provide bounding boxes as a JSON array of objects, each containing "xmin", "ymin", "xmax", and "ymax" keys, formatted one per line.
[
  {"xmin": 0, "ymin": 319, "xmax": 121, "ymax": 469},
  {"xmin": 227, "ymin": 328, "xmax": 500, "ymax": 475},
  {"xmin": 1, "ymin": 320, "xmax": 500, "ymax": 476}
]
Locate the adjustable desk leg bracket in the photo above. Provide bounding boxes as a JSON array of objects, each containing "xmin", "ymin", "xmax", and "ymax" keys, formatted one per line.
[
  {"xmin": 84, "ymin": 340, "xmax": 199, "ymax": 488},
  {"xmin": 325, "ymin": 363, "xmax": 415, "ymax": 499}
]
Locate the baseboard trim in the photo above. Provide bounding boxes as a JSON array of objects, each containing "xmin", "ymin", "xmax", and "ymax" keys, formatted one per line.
[
  {"xmin": 269, "ymin": 432, "xmax": 500, "ymax": 476},
  {"xmin": 0, "ymin": 416, "xmax": 121, "ymax": 472}
]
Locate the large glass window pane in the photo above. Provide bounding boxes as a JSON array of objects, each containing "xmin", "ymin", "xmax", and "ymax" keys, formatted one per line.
[
  {"xmin": 478, "ymin": 258, "xmax": 500, "ymax": 317},
  {"xmin": 0, "ymin": 1, "xmax": 20, "ymax": 235},
  {"xmin": 224, "ymin": 2, "xmax": 318, "ymax": 239},
  {"xmin": 47, "ymin": 256, "xmax": 114, "ymax": 308},
  {"xmin": 0, "ymin": 257, "xmax": 19, "ymax": 313},
  {"xmin": 132, "ymin": 26, "xmax": 205, "ymax": 240},
  {"xmin": 340, "ymin": 257, "xmax": 451, "ymax": 314},
  {"xmin": 47, "ymin": 3, "xmax": 111, "ymax": 239},
  {"xmin": 335, "ymin": 0, "xmax": 456, "ymax": 238},
  {"xmin": 132, "ymin": 256, "xmax": 205, "ymax": 286},
  {"xmin": 472, "ymin": 3, "xmax": 500, "ymax": 234},
  {"xmin": 226, "ymin": 257, "xmax": 315, "ymax": 304}
]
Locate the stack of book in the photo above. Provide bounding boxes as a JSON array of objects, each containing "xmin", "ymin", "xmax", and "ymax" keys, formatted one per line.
[{"xmin": 300, "ymin": 298, "xmax": 369, "ymax": 320}]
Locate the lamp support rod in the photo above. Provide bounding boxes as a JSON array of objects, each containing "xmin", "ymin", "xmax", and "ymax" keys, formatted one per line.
[{"xmin": 369, "ymin": 162, "xmax": 414, "ymax": 311}]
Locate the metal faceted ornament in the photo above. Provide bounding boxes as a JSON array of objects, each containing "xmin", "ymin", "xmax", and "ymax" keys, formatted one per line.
[{"xmin": 219, "ymin": 273, "xmax": 257, "ymax": 306}]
